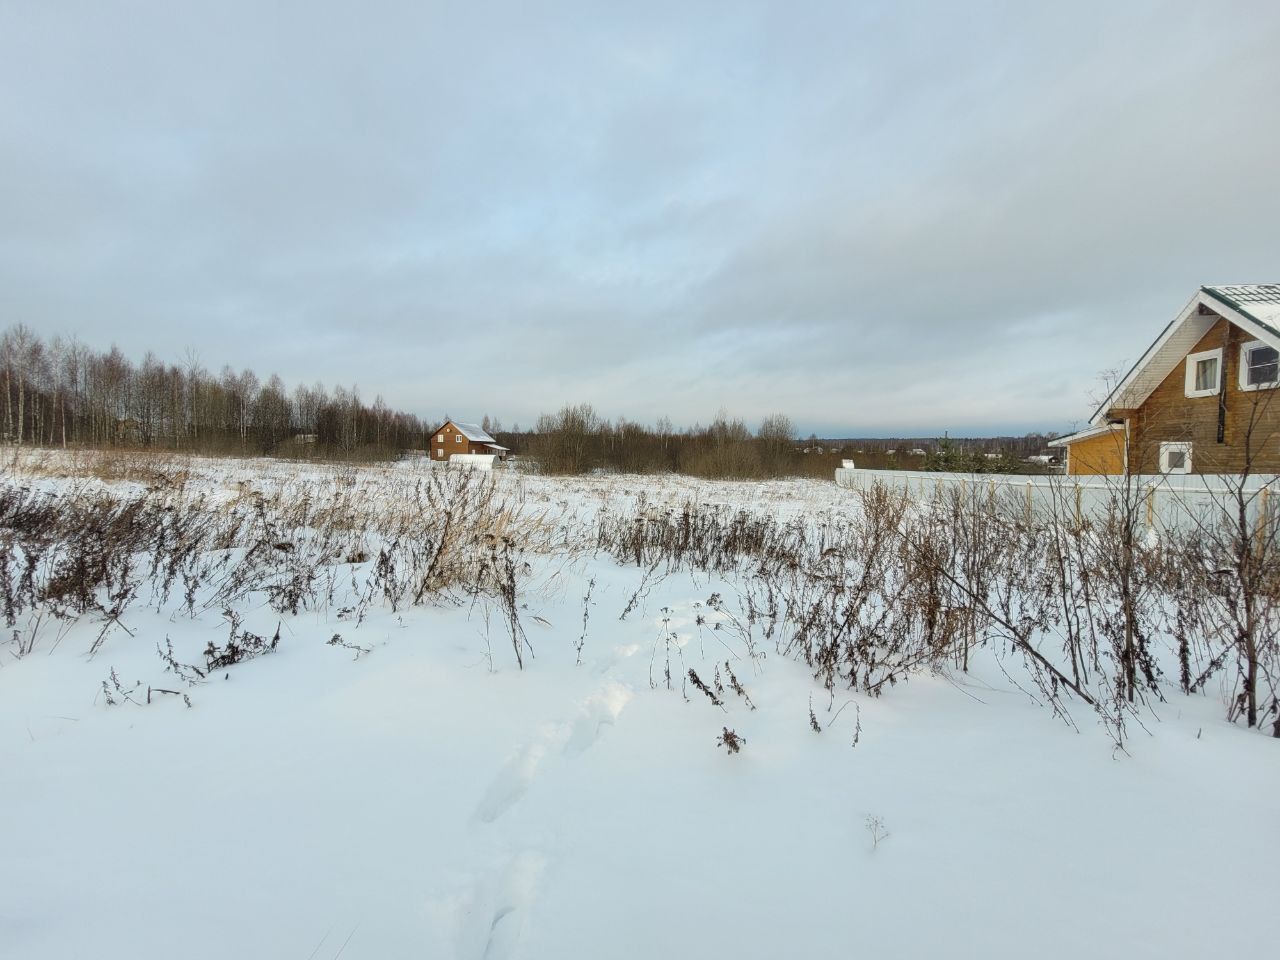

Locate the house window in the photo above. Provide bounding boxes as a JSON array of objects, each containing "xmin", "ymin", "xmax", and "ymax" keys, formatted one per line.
[
  {"xmin": 1239, "ymin": 340, "xmax": 1279, "ymax": 391},
  {"xmin": 1159, "ymin": 441, "xmax": 1192, "ymax": 475},
  {"xmin": 455, "ymin": 434, "xmax": 463, "ymax": 443},
  {"xmin": 436, "ymin": 434, "xmax": 443, "ymax": 442},
  {"xmin": 1183, "ymin": 348, "xmax": 1222, "ymax": 398}
]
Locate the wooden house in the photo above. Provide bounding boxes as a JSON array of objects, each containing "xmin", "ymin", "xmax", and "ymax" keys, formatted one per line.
[
  {"xmin": 1050, "ymin": 285, "xmax": 1280, "ymax": 476},
  {"xmin": 430, "ymin": 420, "xmax": 509, "ymax": 462}
]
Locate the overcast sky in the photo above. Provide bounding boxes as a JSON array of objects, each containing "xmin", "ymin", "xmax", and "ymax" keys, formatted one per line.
[{"xmin": 3, "ymin": 1, "xmax": 1279, "ymax": 436}]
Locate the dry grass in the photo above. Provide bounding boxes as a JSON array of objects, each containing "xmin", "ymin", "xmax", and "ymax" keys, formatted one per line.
[
  {"xmin": 6, "ymin": 450, "xmax": 1274, "ymax": 739},
  {"xmin": 0, "ymin": 450, "xmax": 576, "ymax": 669},
  {"xmin": 4, "ymin": 446, "xmax": 192, "ymax": 487},
  {"xmin": 591, "ymin": 478, "xmax": 1280, "ymax": 744}
]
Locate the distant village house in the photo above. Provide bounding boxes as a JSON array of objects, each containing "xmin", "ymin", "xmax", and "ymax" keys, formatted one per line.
[{"xmin": 430, "ymin": 420, "xmax": 509, "ymax": 462}]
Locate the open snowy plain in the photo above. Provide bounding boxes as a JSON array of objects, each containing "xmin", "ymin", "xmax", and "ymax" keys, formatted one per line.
[{"xmin": 1, "ymin": 451, "xmax": 1275, "ymax": 959}]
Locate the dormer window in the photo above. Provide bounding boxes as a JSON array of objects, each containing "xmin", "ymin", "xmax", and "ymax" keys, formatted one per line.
[
  {"xmin": 1239, "ymin": 340, "xmax": 1279, "ymax": 391},
  {"xmin": 1184, "ymin": 348, "xmax": 1222, "ymax": 398}
]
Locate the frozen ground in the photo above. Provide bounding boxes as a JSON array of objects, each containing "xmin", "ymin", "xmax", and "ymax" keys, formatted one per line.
[{"xmin": 1, "ymin": 453, "xmax": 1276, "ymax": 959}]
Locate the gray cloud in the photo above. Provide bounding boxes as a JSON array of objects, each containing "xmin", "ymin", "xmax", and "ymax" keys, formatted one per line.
[{"xmin": 3, "ymin": 0, "xmax": 1279, "ymax": 436}]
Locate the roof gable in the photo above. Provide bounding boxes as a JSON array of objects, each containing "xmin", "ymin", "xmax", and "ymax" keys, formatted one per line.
[
  {"xmin": 436, "ymin": 420, "xmax": 497, "ymax": 443},
  {"xmin": 1089, "ymin": 285, "xmax": 1280, "ymax": 426}
]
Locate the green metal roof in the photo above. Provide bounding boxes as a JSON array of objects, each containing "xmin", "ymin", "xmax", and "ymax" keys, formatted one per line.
[{"xmin": 1201, "ymin": 284, "xmax": 1280, "ymax": 339}]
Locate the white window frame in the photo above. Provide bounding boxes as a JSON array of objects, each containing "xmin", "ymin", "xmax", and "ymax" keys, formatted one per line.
[
  {"xmin": 1184, "ymin": 347, "xmax": 1223, "ymax": 398},
  {"xmin": 1238, "ymin": 339, "xmax": 1280, "ymax": 392},
  {"xmin": 1159, "ymin": 441, "xmax": 1192, "ymax": 475},
  {"xmin": 436, "ymin": 434, "xmax": 444, "ymax": 442},
  {"xmin": 455, "ymin": 434, "xmax": 463, "ymax": 443}
]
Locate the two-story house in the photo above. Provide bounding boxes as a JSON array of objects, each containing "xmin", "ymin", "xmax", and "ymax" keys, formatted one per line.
[{"xmin": 1051, "ymin": 285, "xmax": 1280, "ymax": 476}]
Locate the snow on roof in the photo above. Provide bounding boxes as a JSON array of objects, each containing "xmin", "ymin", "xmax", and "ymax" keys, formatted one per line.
[
  {"xmin": 1047, "ymin": 423, "xmax": 1122, "ymax": 447},
  {"xmin": 449, "ymin": 421, "xmax": 497, "ymax": 443},
  {"xmin": 1201, "ymin": 284, "xmax": 1280, "ymax": 338},
  {"xmin": 1088, "ymin": 285, "xmax": 1280, "ymax": 426}
]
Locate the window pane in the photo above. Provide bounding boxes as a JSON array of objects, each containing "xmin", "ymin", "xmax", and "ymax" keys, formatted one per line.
[
  {"xmin": 1248, "ymin": 346, "xmax": 1279, "ymax": 385},
  {"xmin": 1195, "ymin": 358, "xmax": 1218, "ymax": 391},
  {"xmin": 1167, "ymin": 451, "xmax": 1186, "ymax": 470}
]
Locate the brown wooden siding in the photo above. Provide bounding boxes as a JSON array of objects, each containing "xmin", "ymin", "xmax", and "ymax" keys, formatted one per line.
[
  {"xmin": 1061, "ymin": 313, "xmax": 1280, "ymax": 475},
  {"xmin": 1126, "ymin": 317, "xmax": 1280, "ymax": 474},
  {"xmin": 1065, "ymin": 429, "xmax": 1126, "ymax": 476},
  {"xmin": 430, "ymin": 421, "xmax": 500, "ymax": 460}
]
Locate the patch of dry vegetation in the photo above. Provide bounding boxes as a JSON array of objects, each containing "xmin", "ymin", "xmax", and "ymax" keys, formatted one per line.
[
  {"xmin": 0, "ymin": 452, "xmax": 573, "ymax": 669},
  {"xmin": 593, "ymin": 481, "xmax": 1280, "ymax": 744}
]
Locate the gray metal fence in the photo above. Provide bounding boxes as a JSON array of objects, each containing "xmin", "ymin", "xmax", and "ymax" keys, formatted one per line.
[{"xmin": 834, "ymin": 467, "xmax": 1280, "ymax": 535}]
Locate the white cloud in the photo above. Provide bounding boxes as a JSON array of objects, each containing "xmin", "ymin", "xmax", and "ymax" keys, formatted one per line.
[{"xmin": 2, "ymin": 0, "xmax": 1279, "ymax": 435}]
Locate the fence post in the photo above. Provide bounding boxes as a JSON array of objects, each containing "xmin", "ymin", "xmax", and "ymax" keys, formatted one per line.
[
  {"xmin": 1146, "ymin": 485, "xmax": 1156, "ymax": 531},
  {"xmin": 1074, "ymin": 482, "xmax": 1082, "ymax": 528},
  {"xmin": 1257, "ymin": 486, "xmax": 1271, "ymax": 560}
]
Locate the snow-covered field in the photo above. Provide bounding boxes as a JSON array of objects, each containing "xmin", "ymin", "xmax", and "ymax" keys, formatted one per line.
[{"xmin": 1, "ymin": 452, "xmax": 1276, "ymax": 960}]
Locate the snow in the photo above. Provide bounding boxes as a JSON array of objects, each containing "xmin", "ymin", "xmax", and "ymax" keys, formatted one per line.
[
  {"xmin": 1, "ymin": 453, "xmax": 1276, "ymax": 959},
  {"xmin": 1205, "ymin": 283, "xmax": 1280, "ymax": 334},
  {"xmin": 448, "ymin": 421, "xmax": 499, "ymax": 443}
]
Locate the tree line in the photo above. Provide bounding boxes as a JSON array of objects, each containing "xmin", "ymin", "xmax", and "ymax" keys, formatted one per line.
[
  {"xmin": 491, "ymin": 404, "xmax": 842, "ymax": 479},
  {"xmin": 0, "ymin": 325, "xmax": 1057, "ymax": 475},
  {"xmin": 487, "ymin": 404, "xmax": 1057, "ymax": 478},
  {"xmin": 0, "ymin": 324, "xmax": 430, "ymax": 458}
]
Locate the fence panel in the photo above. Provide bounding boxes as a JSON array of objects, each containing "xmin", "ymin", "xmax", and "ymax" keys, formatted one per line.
[{"xmin": 834, "ymin": 467, "xmax": 1280, "ymax": 535}]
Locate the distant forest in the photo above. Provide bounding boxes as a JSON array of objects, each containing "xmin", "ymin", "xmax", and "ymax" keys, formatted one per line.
[
  {"xmin": 0, "ymin": 324, "xmax": 429, "ymax": 458},
  {"xmin": 498, "ymin": 405, "xmax": 1056, "ymax": 478},
  {"xmin": 0, "ymin": 325, "xmax": 1057, "ymax": 476}
]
